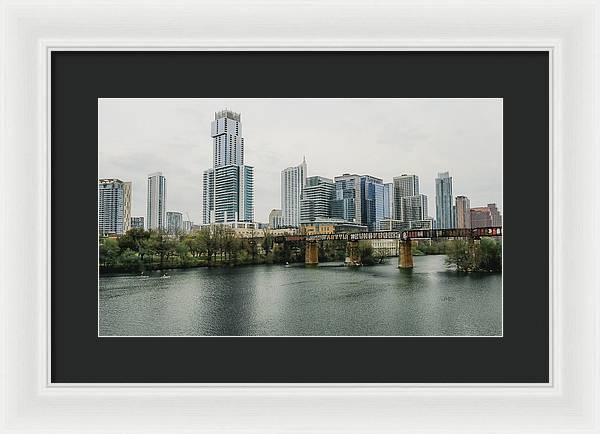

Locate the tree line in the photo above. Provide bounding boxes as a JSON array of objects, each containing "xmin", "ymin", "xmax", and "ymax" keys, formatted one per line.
[
  {"xmin": 99, "ymin": 227, "xmax": 350, "ymax": 273},
  {"xmin": 99, "ymin": 227, "xmax": 502, "ymax": 273}
]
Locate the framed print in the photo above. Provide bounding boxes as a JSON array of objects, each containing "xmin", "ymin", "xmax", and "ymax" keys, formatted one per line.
[{"xmin": 1, "ymin": 0, "xmax": 599, "ymax": 433}]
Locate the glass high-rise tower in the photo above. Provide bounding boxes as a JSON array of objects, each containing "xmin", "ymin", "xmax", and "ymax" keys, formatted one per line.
[
  {"xmin": 202, "ymin": 110, "xmax": 254, "ymax": 224},
  {"xmin": 435, "ymin": 171, "xmax": 454, "ymax": 229}
]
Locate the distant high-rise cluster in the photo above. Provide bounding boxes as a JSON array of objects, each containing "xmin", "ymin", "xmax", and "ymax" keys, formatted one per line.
[
  {"xmin": 203, "ymin": 110, "xmax": 254, "ymax": 224},
  {"xmin": 99, "ymin": 170, "xmax": 194, "ymax": 236},
  {"xmin": 99, "ymin": 108, "xmax": 501, "ymax": 238}
]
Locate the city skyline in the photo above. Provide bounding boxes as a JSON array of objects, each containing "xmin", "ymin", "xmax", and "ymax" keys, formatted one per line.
[{"xmin": 98, "ymin": 98, "xmax": 503, "ymax": 224}]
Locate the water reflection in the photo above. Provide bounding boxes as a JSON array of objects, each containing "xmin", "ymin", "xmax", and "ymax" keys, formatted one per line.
[{"xmin": 99, "ymin": 255, "xmax": 502, "ymax": 336}]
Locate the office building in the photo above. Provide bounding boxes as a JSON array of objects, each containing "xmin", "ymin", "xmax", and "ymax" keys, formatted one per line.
[
  {"xmin": 392, "ymin": 174, "xmax": 428, "ymax": 225},
  {"xmin": 202, "ymin": 110, "xmax": 254, "ymax": 224},
  {"xmin": 401, "ymin": 194, "xmax": 428, "ymax": 223},
  {"xmin": 455, "ymin": 195, "xmax": 471, "ymax": 228},
  {"xmin": 166, "ymin": 211, "xmax": 183, "ymax": 234},
  {"xmin": 435, "ymin": 171, "xmax": 454, "ymax": 229},
  {"xmin": 470, "ymin": 207, "xmax": 492, "ymax": 228},
  {"xmin": 268, "ymin": 209, "xmax": 284, "ymax": 229},
  {"xmin": 471, "ymin": 203, "xmax": 502, "ymax": 228},
  {"xmin": 331, "ymin": 174, "xmax": 362, "ymax": 223},
  {"xmin": 393, "ymin": 174, "xmax": 419, "ymax": 220},
  {"xmin": 300, "ymin": 176, "xmax": 334, "ymax": 223},
  {"xmin": 147, "ymin": 172, "xmax": 166, "ymax": 230},
  {"xmin": 360, "ymin": 175, "xmax": 384, "ymax": 231},
  {"xmin": 98, "ymin": 178, "xmax": 131, "ymax": 236},
  {"xmin": 131, "ymin": 216, "xmax": 144, "ymax": 230},
  {"xmin": 281, "ymin": 157, "xmax": 307, "ymax": 227},
  {"xmin": 383, "ymin": 182, "xmax": 394, "ymax": 220}
]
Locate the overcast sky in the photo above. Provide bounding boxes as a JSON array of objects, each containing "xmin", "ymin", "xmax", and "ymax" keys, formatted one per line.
[{"xmin": 99, "ymin": 98, "xmax": 502, "ymax": 224}]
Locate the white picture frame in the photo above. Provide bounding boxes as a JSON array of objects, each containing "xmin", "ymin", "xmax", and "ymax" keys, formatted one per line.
[{"xmin": 1, "ymin": 0, "xmax": 599, "ymax": 432}]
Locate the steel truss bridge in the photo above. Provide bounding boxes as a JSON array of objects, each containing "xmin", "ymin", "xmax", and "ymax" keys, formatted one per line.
[
  {"xmin": 272, "ymin": 226, "xmax": 502, "ymax": 269},
  {"xmin": 275, "ymin": 226, "xmax": 502, "ymax": 243}
]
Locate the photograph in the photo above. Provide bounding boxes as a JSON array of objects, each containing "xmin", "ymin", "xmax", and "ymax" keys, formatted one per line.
[{"xmin": 98, "ymin": 98, "xmax": 503, "ymax": 337}]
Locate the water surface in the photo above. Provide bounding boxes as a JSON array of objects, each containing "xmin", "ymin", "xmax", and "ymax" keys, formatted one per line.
[{"xmin": 99, "ymin": 255, "xmax": 502, "ymax": 336}]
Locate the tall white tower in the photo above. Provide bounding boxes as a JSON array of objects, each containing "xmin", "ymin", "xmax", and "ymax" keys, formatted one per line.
[
  {"xmin": 281, "ymin": 157, "xmax": 307, "ymax": 228},
  {"xmin": 147, "ymin": 172, "xmax": 166, "ymax": 230},
  {"xmin": 203, "ymin": 110, "xmax": 254, "ymax": 224},
  {"xmin": 211, "ymin": 109, "xmax": 244, "ymax": 168}
]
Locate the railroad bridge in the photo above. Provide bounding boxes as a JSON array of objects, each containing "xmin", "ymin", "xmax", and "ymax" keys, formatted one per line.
[{"xmin": 274, "ymin": 227, "xmax": 502, "ymax": 269}]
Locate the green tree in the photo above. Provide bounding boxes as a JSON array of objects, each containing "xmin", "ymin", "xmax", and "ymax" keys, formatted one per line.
[
  {"xmin": 445, "ymin": 237, "xmax": 502, "ymax": 272},
  {"xmin": 99, "ymin": 237, "xmax": 120, "ymax": 267},
  {"xmin": 477, "ymin": 237, "xmax": 502, "ymax": 272},
  {"xmin": 445, "ymin": 239, "xmax": 474, "ymax": 271},
  {"xmin": 175, "ymin": 242, "xmax": 190, "ymax": 266},
  {"xmin": 198, "ymin": 226, "xmax": 216, "ymax": 263},
  {"xmin": 358, "ymin": 241, "xmax": 376, "ymax": 266}
]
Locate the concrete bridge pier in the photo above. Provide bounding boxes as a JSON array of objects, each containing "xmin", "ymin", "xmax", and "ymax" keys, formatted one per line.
[
  {"xmin": 345, "ymin": 240, "xmax": 361, "ymax": 267},
  {"xmin": 305, "ymin": 240, "xmax": 319, "ymax": 265},
  {"xmin": 398, "ymin": 239, "xmax": 414, "ymax": 269}
]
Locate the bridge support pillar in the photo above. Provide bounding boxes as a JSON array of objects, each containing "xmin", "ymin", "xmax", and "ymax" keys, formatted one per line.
[
  {"xmin": 345, "ymin": 240, "xmax": 361, "ymax": 267},
  {"xmin": 305, "ymin": 241, "xmax": 319, "ymax": 265},
  {"xmin": 398, "ymin": 239, "xmax": 413, "ymax": 269}
]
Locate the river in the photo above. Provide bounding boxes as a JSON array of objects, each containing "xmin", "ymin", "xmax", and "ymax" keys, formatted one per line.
[{"xmin": 99, "ymin": 255, "xmax": 502, "ymax": 336}]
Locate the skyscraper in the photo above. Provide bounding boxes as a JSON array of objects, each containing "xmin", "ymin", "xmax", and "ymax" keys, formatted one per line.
[
  {"xmin": 202, "ymin": 110, "xmax": 254, "ymax": 224},
  {"xmin": 211, "ymin": 109, "xmax": 244, "ymax": 167},
  {"xmin": 166, "ymin": 211, "xmax": 183, "ymax": 234},
  {"xmin": 383, "ymin": 182, "xmax": 394, "ymax": 220},
  {"xmin": 393, "ymin": 174, "xmax": 419, "ymax": 222},
  {"xmin": 392, "ymin": 174, "xmax": 428, "ymax": 225},
  {"xmin": 455, "ymin": 195, "xmax": 471, "ymax": 228},
  {"xmin": 393, "ymin": 174, "xmax": 419, "ymax": 217},
  {"xmin": 98, "ymin": 178, "xmax": 131, "ymax": 235},
  {"xmin": 147, "ymin": 172, "xmax": 166, "ymax": 230},
  {"xmin": 401, "ymin": 194, "xmax": 428, "ymax": 223},
  {"xmin": 435, "ymin": 171, "xmax": 454, "ymax": 229},
  {"xmin": 360, "ymin": 175, "xmax": 384, "ymax": 231},
  {"xmin": 281, "ymin": 157, "xmax": 307, "ymax": 227},
  {"xmin": 300, "ymin": 176, "xmax": 334, "ymax": 223},
  {"xmin": 331, "ymin": 174, "xmax": 362, "ymax": 223}
]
